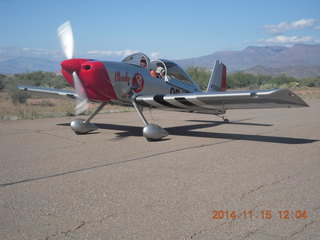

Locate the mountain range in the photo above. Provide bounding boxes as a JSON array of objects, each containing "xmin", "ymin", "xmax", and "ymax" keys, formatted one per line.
[
  {"xmin": 1, "ymin": 44, "xmax": 320, "ymax": 78},
  {"xmin": 174, "ymin": 44, "xmax": 320, "ymax": 78}
]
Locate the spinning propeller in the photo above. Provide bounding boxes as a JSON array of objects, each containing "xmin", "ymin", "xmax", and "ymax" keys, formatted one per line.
[{"xmin": 57, "ymin": 21, "xmax": 88, "ymax": 115}]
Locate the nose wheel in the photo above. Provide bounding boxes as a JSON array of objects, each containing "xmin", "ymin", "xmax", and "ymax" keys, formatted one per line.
[
  {"xmin": 70, "ymin": 102, "xmax": 106, "ymax": 134},
  {"xmin": 71, "ymin": 119, "xmax": 97, "ymax": 134}
]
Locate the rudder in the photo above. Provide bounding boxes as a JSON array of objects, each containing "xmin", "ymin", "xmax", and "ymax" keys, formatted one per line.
[{"xmin": 206, "ymin": 60, "xmax": 227, "ymax": 92}]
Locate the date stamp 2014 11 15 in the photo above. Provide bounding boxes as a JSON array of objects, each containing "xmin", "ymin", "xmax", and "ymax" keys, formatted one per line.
[{"xmin": 211, "ymin": 210, "xmax": 308, "ymax": 220}]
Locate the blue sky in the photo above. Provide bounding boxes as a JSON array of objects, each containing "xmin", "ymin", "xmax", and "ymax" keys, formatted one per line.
[{"xmin": 1, "ymin": 0, "xmax": 320, "ymax": 60}]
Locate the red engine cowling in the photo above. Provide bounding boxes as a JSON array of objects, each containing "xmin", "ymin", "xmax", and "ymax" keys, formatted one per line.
[{"xmin": 61, "ymin": 59, "xmax": 117, "ymax": 102}]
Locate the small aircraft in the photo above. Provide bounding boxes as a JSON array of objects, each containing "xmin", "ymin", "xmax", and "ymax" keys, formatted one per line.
[{"xmin": 19, "ymin": 21, "xmax": 308, "ymax": 141}]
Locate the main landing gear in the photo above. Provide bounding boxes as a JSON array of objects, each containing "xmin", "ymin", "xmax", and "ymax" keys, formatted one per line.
[
  {"xmin": 132, "ymin": 100, "xmax": 168, "ymax": 141},
  {"xmin": 221, "ymin": 115, "xmax": 229, "ymax": 123},
  {"xmin": 70, "ymin": 101, "xmax": 168, "ymax": 141},
  {"xmin": 70, "ymin": 102, "xmax": 106, "ymax": 134},
  {"xmin": 218, "ymin": 108, "xmax": 229, "ymax": 123}
]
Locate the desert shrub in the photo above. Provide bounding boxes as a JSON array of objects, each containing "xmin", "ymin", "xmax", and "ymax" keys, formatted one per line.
[
  {"xmin": 260, "ymin": 83, "xmax": 278, "ymax": 89},
  {"xmin": 8, "ymin": 86, "xmax": 30, "ymax": 104},
  {"xmin": 14, "ymin": 71, "xmax": 68, "ymax": 88},
  {"xmin": 0, "ymin": 74, "xmax": 6, "ymax": 90},
  {"xmin": 299, "ymin": 76, "xmax": 320, "ymax": 87}
]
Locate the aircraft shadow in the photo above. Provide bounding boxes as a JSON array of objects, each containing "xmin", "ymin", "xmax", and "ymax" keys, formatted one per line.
[{"xmin": 57, "ymin": 121, "xmax": 317, "ymax": 144}]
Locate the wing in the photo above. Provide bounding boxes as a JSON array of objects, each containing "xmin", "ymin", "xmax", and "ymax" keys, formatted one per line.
[
  {"xmin": 18, "ymin": 85, "xmax": 77, "ymax": 100},
  {"xmin": 135, "ymin": 89, "xmax": 308, "ymax": 114}
]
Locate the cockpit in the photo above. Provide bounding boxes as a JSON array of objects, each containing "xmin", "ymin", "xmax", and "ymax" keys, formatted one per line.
[
  {"xmin": 122, "ymin": 52, "xmax": 200, "ymax": 92},
  {"xmin": 122, "ymin": 52, "xmax": 150, "ymax": 68}
]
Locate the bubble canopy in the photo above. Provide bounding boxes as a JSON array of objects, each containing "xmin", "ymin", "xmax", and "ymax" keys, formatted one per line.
[{"xmin": 122, "ymin": 53, "xmax": 199, "ymax": 92}]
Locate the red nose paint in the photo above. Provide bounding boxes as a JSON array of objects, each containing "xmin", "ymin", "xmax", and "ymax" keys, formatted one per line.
[
  {"xmin": 60, "ymin": 59, "xmax": 117, "ymax": 102},
  {"xmin": 61, "ymin": 59, "xmax": 91, "ymax": 87},
  {"xmin": 79, "ymin": 61, "xmax": 117, "ymax": 101}
]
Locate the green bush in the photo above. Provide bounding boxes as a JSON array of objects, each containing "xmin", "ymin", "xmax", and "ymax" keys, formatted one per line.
[
  {"xmin": 14, "ymin": 71, "xmax": 68, "ymax": 88},
  {"xmin": 7, "ymin": 84, "xmax": 30, "ymax": 104},
  {"xmin": 1, "ymin": 71, "xmax": 69, "ymax": 104},
  {"xmin": 299, "ymin": 76, "xmax": 320, "ymax": 87},
  {"xmin": 0, "ymin": 74, "xmax": 6, "ymax": 90}
]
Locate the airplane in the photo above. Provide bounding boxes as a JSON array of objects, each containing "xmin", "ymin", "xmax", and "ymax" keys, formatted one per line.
[{"xmin": 19, "ymin": 21, "xmax": 308, "ymax": 141}]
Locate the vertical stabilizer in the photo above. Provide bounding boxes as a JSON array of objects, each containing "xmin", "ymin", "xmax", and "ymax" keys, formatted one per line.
[{"xmin": 206, "ymin": 60, "xmax": 227, "ymax": 92}]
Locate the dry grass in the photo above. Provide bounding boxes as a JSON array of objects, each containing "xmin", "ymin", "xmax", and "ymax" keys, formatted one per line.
[
  {"xmin": 0, "ymin": 92, "xmax": 133, "ymax": 121},
  {"xmin": 0, "ymin": 87, "xmax": 319, "ymax": 121},
  {"xmin": 292, "ymin": 87, "xmax": 320, "ymax": 99}
]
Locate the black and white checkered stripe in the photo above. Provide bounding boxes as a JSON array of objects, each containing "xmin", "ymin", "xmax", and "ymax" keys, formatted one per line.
[{"xmin": 135, "ymin": 94, "xmax": 221, "ymax": 111}]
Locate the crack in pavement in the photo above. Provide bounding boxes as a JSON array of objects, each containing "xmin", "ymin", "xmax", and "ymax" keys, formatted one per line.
[
  {"xmin": 44, "ymin": 214, "xmax": 115, "ymax": 240},
  {"xmin": 61, "ymin": 222, "xmax": 85, "ymax": 237},
  {"xmin": 0, "ymin": 139, "xmax": 234, "ymax": 187},
  {"xmin": 284, "ymin": 221, "xmax": 319, "ymax": 239},
  {"xmin": 270, "ymin": 176, "xmax": 291, "ymax": 186},
  {"xmin": 45, "ymin": 221, "xmax": 85, "ymax": 240},
  {"xmin": 189, "ymin": 222, "xmax": 228, "ymax": 239},
  {"xmin": 242, "ymin": 228, "xmax": 260, "ymax": 239},
  {"xmin": 240, "ymin": 176, "xmax": 292, "ymax": 200},
  {"xmin": 98, "ymin": 213, "xmax": 115, "ymax": 223},
  {"xmin": 240, "ymin": 184, "xmax": 265, "ymax": 200}
]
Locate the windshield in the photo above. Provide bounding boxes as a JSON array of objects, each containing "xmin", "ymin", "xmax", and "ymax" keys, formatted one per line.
[{"xmin": 160, "ymin": 59, "xmax": 195, "ymax": 85}]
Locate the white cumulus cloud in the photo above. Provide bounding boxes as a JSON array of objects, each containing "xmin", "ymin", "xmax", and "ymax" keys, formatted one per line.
[
  {"xmin": 150, "ymin": 52, "xmax": 160, "ymax": 59},
  {"xmin": 86, "ymin": 49, "xmax": 138, "ymax": 57},
  {"xmin": 292, "ymin": 18, "xmax": 316, "ymax": 28},
  {"xmin": 257, "ymin": 35, "xmax": 320, "ymax": 46},
  {"xmin": 86, "ymin": 49, "xmax": 160, "ymax": 60},
  {"xmin": 86, "ymin": 50, "xmax": 113, "ymax": 55},
  {"xmin": 264, "ymin": 18, "xmax": 317, "ymax": 34}
]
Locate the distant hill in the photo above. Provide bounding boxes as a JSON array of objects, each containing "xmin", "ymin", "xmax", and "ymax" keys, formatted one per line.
[
  {"xmin": 0, "ymin": 45, "xmax": 62, "ymax": 74},
  {"xmin": 175, "ymin": 44, "xmax": 320, "ymax": 77},
  {"xmin": 0, "ymin": 56, "xmax": 60, "ymax": 74}
]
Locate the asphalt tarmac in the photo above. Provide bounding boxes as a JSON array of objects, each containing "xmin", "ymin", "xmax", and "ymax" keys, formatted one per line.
[{"xmin": 1, "ymin": 99, "xmax": 320, "ymax": 240}]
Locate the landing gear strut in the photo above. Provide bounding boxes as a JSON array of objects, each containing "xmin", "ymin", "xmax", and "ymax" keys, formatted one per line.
[
  {"xmin": 218, "ymin": 107, "xmax": 229, "ymax": 123},
  {"xmin": 70, "ymin": 102, "xmax": 106, "ymax": 134},
  {"xmin": 221, "ymin": 116, "xmax": 229, "ymax": 123},
  {"xmin": 132, "ymin": 100, "xmax": 168, "ymax": 141}
]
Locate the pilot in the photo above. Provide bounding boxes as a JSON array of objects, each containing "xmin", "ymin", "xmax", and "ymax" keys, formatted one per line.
[
  {"xmin": 140, "ymin": 57, "xmax": 147, "ymax": 68},
  {"xmin": 156, "ymin": 66, "xmax": 165, "ymax": 79},
  {"xmin": 150, "ymin": 69, "xmax": 157, "ymax": 78}
]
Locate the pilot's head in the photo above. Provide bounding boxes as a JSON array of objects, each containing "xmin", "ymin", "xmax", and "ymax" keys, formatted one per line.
[
  {"xmin": 156, "ymin": 66, "xmax": 165, "ymax": 75},
  {"xmin": 140, "ymin": 57, "xmax": 147, "ymax": 68}
]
